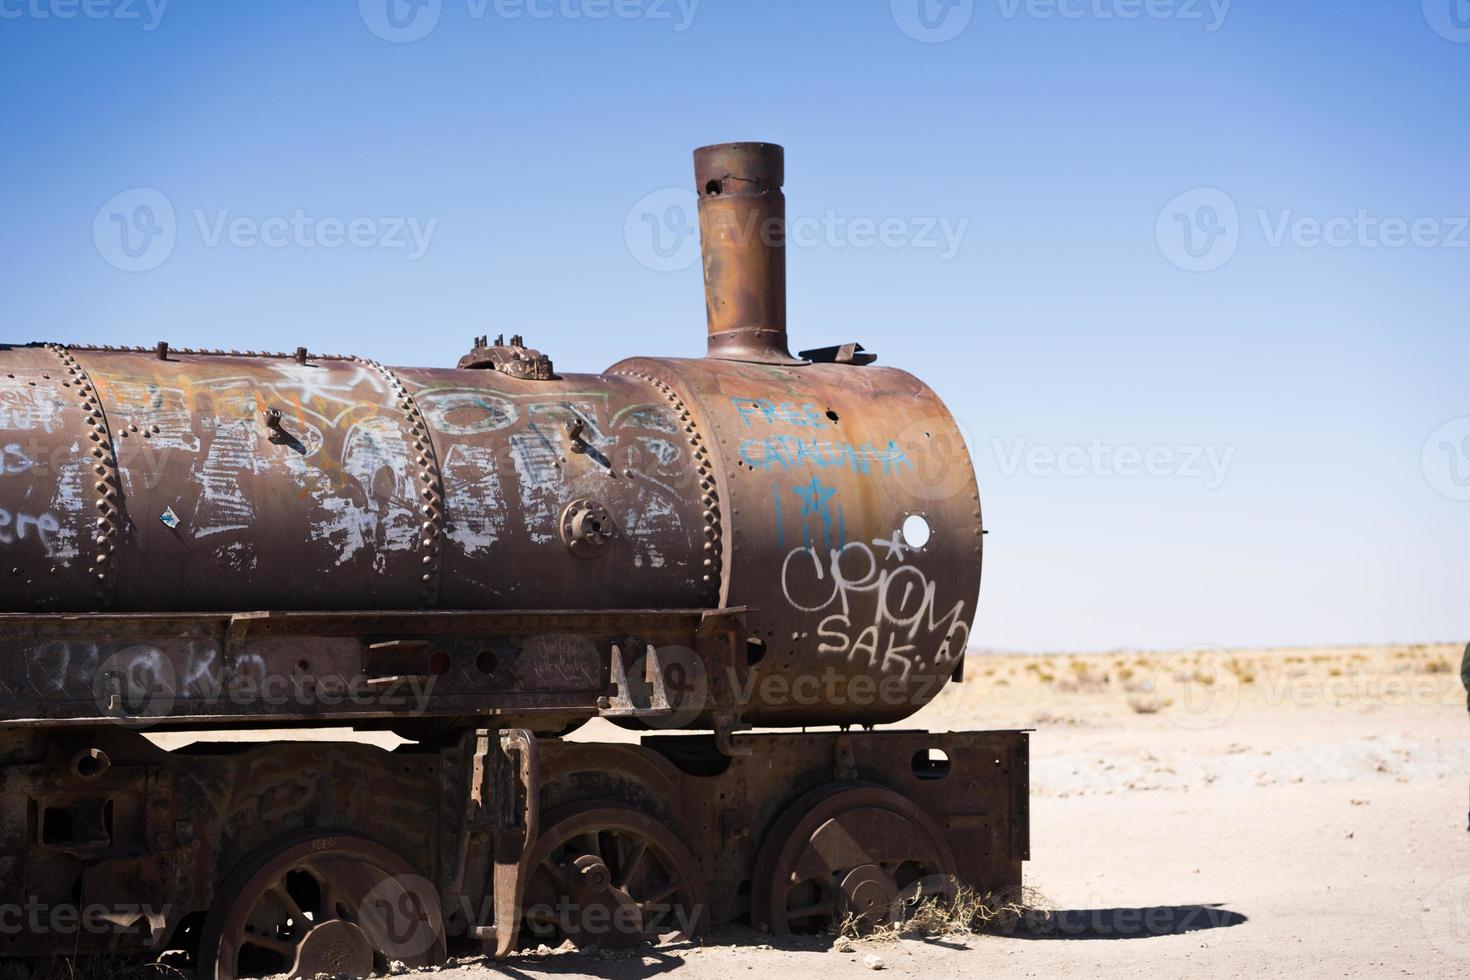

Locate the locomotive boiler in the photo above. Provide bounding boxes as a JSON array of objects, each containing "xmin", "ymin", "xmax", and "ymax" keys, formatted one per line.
[{"xmin": 0, "ymin": 144, "xmax": 1026, "ymax": 979}]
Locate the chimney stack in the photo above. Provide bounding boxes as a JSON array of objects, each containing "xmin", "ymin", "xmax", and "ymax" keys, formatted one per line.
[{"xmin": 694, "ymin": 142, "xmax": 799, "ymax": 363}]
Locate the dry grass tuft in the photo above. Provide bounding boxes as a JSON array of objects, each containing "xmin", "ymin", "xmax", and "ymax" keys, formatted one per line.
[{"xmin": 835, "ymin": 885, "xmax": 1038, "ymax": 943}]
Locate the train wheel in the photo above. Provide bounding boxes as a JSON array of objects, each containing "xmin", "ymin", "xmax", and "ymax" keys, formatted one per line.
[
  {"xmin": 198, "ymin": 831, "xmax": 446, "ymax": 980},
  {"xmin": 751, "ymin": 785, "xmax": 958, "ymax": 935},
  {"xmin": 519, "ymin": 805, "xmax": 707, "ymax": 950}
]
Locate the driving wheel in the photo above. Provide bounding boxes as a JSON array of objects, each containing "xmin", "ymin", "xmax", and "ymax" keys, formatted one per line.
[
  {"xmin": 197, "ymin": 831, "xmax": 446, "ymax": 979},
  {"xmin": 520, "ymin": 804, "xmax": 707, "ymax": 949},
  {"xmin": 751, "ymin": 785, "xmax": 958, "ymax": 934}
]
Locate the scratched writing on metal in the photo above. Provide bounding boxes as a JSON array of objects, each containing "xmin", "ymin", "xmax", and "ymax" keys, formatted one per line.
[{"xmin": 524, "ymin": 635, "xmax": 603, "ymax": 690}]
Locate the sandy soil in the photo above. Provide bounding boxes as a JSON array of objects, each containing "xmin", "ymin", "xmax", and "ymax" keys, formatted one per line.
[{"xmin": 152, "ymin": 642, "xmax": 1470, "ymax": 979}]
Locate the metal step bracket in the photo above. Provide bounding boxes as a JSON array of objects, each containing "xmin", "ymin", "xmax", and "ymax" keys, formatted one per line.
[{"xmin": 598, "ymin": 643, "xmax": 672, "ymax": 718}]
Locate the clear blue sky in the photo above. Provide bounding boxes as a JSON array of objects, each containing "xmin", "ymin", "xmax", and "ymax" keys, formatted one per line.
[{"xmin": 2, "ymin": 0, "xmax": 1465, "ymax": 651}]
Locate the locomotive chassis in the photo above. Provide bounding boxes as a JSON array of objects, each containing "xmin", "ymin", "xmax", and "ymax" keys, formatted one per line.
[
  {"xmin": 0, "ymin": 142, "xmax": 1030, "ymax": 976},
  {"xmin": 0, "ymin": 717, "xmax": 1028, "ymax": 968}
]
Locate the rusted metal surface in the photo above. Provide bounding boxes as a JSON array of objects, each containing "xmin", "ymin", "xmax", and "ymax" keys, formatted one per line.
[
  {"xmin": 518, "ymin": 804, "xmax": 707, "ymax": 949},
  {"xmin": 540, "ymin": 730, "xmax": 1028, "ymax": 930},
  {"xmin": 0, "ymin": 727, "xmax": 449, "ymax": 962},
  {"xmin": 694, "ymin": 142, "xmax": 799, "ymax": 365},
  {"xmin": 0, "ymin": 726, "xmax": 1025, "ymax": 968},
  {"xmin": 0, "ymin": 609, "xmax": 746, "ymax": 732},
  {"xmin": 481, "ymin": 729, "xmax": 540, "ymax": 958},
  {"xmin": 0, "ymin": 142, "xmax": 1023, "ymax": 976},
  {"xmin": 196, "ymin": 832, "xmax": 448, "ymax": 978},
  {"xmin": 457, "ymin": 335, "xmax": 555, "ymax": 380},
  {"xmin": 0, "ymin": 347, "xmax": 713, "ymax": 615},
  {"xmin": 749, "ymin": 784, "xmax": 958, "ymax": 933},
  {"xmin": 0, "ymin": 144, "xmax": 978, "ymax": 729},
  {"xmin": 612, "ymin": 356, "xmax": 983, "ymax": 726}
]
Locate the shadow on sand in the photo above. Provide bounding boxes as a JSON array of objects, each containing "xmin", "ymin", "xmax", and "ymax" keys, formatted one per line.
[{"xmin": 489, "ymin": 906, "xmax": 1247, "ymax": 977}]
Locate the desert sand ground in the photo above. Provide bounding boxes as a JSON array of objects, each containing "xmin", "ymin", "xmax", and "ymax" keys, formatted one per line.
[{"xmin": 152, "ymin": 642, "xmax": 1470, "ymax": 979}]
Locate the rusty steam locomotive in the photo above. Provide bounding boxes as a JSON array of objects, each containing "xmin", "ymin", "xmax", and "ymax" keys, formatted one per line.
[{"xmin": 0, "ymin": 143, "xmax": 1027, "ymax": 978}]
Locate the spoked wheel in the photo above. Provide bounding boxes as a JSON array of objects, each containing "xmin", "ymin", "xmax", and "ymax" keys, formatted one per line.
[
  {"xmin": 520, "ymin": 805, "xmax": 708, "ymax": 950},
  {"xmin": 751, "ymin": 785, "xmax": 958, "ymax": 935},
  {"xmin": 198, "ymin": 832, "xmax": 447, "ymax": 979}
]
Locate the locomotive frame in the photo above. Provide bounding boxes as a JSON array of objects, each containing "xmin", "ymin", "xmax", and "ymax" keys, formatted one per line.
[{"xmin": 0, "ymin": 143, "xmax": 1030, "ymax": 978}]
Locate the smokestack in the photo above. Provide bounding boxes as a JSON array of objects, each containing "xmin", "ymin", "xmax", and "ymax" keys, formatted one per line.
[{"xmin": 694, "ymin": 142, "xmax": 800, "ymax": 363}]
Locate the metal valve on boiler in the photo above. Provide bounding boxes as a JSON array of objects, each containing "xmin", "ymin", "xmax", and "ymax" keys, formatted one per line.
[{"xmin": 560, "ymin": 498, "xmax": 615, "ymax": 557}]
